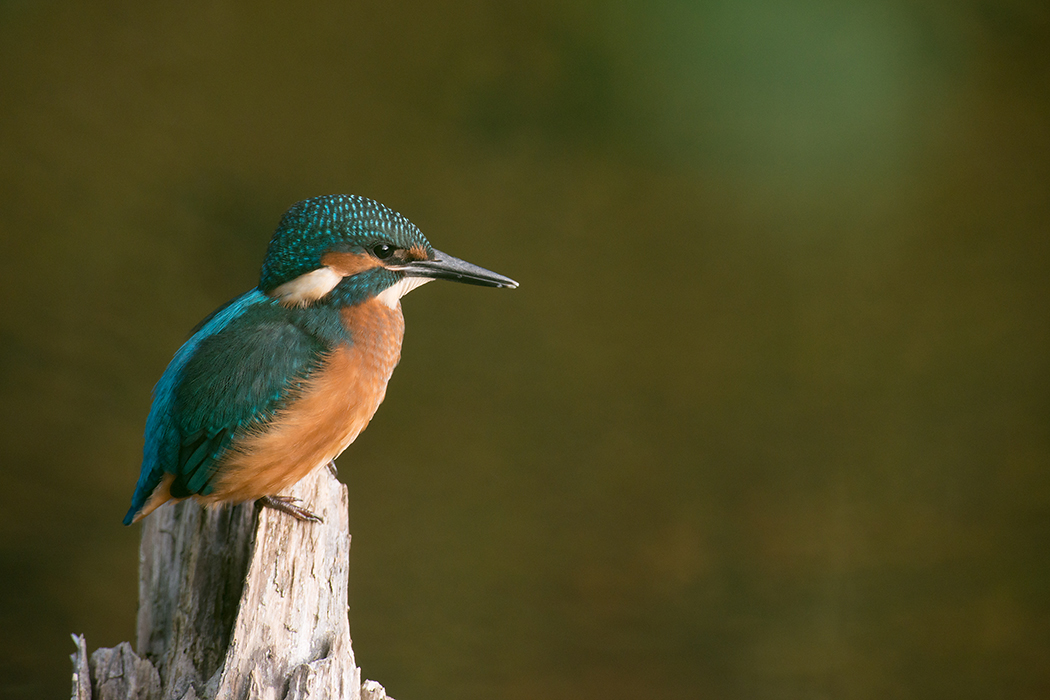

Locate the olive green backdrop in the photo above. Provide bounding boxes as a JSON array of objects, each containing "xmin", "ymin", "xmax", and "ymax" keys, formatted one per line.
[{"xmin": 1, "ymin": 1, "xmax": 1048, "ymax": 698}]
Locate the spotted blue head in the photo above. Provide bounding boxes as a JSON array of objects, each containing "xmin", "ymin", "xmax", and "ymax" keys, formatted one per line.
[{"xmin": 259, "ymin": 194, "xmax": 517, "ymax": 309}]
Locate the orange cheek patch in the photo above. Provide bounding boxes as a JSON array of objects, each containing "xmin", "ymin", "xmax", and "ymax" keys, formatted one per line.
[
  {"xmin": 407, "ymin": 245, "xmax": 429, "ymax": 262},
  {"xmin": 321, "ymin": 251, "xmax": 382, "ymax": 276}
]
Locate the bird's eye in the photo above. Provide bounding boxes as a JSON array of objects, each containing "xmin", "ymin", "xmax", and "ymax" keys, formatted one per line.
[{"xmin": 372, "ymin": 243, "xmax": 396, "ymax": 259}]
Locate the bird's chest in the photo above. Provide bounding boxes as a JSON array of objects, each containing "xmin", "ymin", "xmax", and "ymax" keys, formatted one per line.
[
  {"xmin": 209, "ymin": 299, "xmax": 405, "ymax": 501},
  {"xmin": 328, "ymin": 300, "xmax": 406, "ymax": 434},
  {"xmin": 299, "ymin": 300, "xmax": 406, "ymax": 455}
]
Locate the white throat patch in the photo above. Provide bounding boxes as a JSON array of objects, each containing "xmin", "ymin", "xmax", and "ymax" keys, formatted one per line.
[{"xmin": 376, "ymin": 276, "xmax": 435, "ymax": 309}]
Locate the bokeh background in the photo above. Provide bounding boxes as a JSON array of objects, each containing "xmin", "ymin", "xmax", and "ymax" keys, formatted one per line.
[{"xmin": 2, "ymin": 1, "xmax": 1048, "ymax": 698}]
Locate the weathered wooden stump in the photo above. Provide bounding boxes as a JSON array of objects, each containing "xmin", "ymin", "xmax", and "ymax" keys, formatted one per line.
[{"xmin": 71, "ymin": 468, "xmax": 394, "ymax": 700}]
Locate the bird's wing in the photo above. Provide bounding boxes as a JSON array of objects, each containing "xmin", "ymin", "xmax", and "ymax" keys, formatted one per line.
[
  {"xmin": 124, "ymin": 291, "xmax": 342, "ymax": 524},
  {"xmin": 167, "ymin": 301, "xmax": 329, "ymax": 497}
]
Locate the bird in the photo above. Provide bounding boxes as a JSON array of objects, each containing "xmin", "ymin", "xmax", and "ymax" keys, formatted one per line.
[{"xmin": 123, "ymin": 194, "xmax": 517, "ymax": 525}]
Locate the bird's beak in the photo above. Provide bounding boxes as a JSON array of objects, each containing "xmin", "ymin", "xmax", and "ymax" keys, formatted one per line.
[{"xmin": 400, "ymin": 249, "xmax": 518, "ymax": 289}]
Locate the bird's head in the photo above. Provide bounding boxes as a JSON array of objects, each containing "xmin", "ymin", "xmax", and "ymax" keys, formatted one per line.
[{"xmin": 259, "ymin": 194, "xmax": 517, "ymax": 308}]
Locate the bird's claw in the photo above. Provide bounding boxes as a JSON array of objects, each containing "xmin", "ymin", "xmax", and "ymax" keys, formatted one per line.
[{"xmin": 258, "ymin": 495, "xmax": 324, "ymax": 523}]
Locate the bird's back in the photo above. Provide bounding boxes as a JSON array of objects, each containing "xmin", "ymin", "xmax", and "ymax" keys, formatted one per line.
[{"xmin": 125, "ymin": 290, "xmax": 404, "ymax": 522}]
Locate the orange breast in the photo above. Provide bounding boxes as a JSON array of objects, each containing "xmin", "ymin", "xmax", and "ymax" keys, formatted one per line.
[{"xmin": 201, "ymin": 299, "xmax": 406, "ymax": 504}]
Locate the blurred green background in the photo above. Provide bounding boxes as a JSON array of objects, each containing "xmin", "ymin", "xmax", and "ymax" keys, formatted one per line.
[{"xmin": 1, "ymin": 1, "xmax": 1048, "ymax": 698}]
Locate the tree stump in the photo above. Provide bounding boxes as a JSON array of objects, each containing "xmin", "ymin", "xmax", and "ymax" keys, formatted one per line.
[{"xmin": 71, "ymin": 468, "xmax": 394, "ymax": 700}]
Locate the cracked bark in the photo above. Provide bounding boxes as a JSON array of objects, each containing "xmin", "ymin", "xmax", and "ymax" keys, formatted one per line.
[{"xmin": 71, "ymin": 468, "xmax": 394, "ymax": 700}]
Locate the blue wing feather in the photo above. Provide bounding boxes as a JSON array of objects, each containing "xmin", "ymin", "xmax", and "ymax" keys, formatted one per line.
[{"xmin": 123, "ymin": 289, "xmax": 348, "ymax": 524}]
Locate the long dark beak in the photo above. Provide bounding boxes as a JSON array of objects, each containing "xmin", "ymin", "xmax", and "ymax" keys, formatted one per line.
[{"xmin": 401, "ymin": 249, "xmax": 518, "ymax": 289}]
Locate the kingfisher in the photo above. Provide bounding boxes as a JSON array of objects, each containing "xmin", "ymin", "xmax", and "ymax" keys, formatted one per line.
[{"xmin": 123, "ymin": 194, "xmax": 517, "ymax": 525}]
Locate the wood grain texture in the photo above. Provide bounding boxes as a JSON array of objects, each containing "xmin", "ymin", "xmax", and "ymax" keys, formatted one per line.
[{"xmin": 71, "ymin": 469, "xmax": 395, "ymax": 700}]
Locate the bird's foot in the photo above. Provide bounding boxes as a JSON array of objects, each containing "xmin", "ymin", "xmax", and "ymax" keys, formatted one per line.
[
  {"xmin": 258, "ymin": 495, "xmax": 323, "ymax": 523},
  {"xmin": 326, "ymin": 460, "xmax": 339, "ymax": 477}
]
